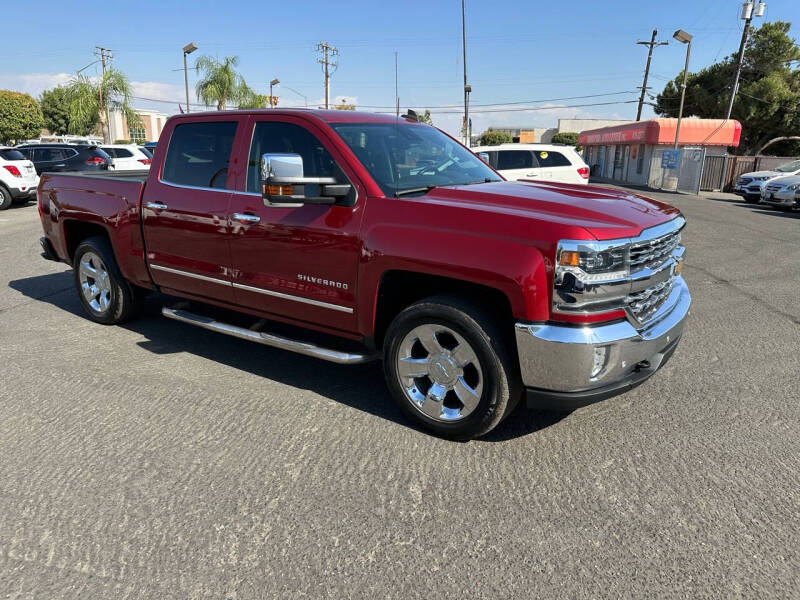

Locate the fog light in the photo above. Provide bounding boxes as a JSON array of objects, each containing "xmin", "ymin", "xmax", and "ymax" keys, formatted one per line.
[{"xmin": 591, "ymin": 346, "xmax": 608, "ymax": 378}]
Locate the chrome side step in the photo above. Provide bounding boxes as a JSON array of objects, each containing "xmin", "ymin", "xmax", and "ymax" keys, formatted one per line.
[{"xmin": 161, "ymin": 307, "xmax": 376, "ymax": 365}]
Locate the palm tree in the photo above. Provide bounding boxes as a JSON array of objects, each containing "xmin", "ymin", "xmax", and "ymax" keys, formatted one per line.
[
  {"xmin": 65, "ymin": 67, "xmax": 140, "ymax": 142},
  {"xmin": 195, "ymin": 55, "xmax": 252, "ymax": 110}
]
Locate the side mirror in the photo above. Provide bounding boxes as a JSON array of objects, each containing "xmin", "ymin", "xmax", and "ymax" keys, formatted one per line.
[{"xmin": 261, "ymin": 153, "xmax": 353, "ymax": 207}]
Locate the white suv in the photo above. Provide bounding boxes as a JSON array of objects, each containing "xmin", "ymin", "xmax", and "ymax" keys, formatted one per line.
[
  {"xmin": 472, "ymin": 143, "xmax": 589, "ymax": 185},
  {"xmin": 0, "ymin": 147, "xmax": 39, "ymax": 210},
  {"xmin": 101, "ymin": 144, "xmax": 152, "ymax": 171}
]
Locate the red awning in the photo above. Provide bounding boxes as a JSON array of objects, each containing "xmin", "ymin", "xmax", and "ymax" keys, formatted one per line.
[{"xmin": 579, "ymin": 118, "xmax": 741, "ymax": 147}]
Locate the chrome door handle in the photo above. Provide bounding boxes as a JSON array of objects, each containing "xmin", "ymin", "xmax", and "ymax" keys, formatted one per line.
[
  {"xmin": 526, "ymin": 173, "xmax": 539, "ymax": 177},
  {"xmin": 146, "ymin": 201, "xmax": 168, "ymax": 211},
  {"xmin": 233, "ymin": 213, "xmax": 260, "ymax": 224}
]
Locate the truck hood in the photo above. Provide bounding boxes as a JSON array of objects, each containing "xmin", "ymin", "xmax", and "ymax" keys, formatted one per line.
[{"xmin": 426, "ymin": 181, "xmax": 681, "ymax": 240}]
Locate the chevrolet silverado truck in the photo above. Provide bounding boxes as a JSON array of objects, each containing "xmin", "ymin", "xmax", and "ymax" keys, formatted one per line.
[{"xmin": 37, "ymin": 110, "xmax": 690, "ymax": 439}]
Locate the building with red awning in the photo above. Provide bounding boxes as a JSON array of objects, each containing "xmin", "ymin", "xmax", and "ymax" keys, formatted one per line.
[{"xmin": 579, "ymin": 118, "xmax": 741, "ymax": 190}]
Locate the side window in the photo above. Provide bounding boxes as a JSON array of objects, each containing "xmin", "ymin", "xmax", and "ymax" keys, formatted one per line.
[
  {"xmin": 496, "ymin": 150, "xmax": 535, "ymax": 170},
  {"xmin": 34, "ymin": 148, "xmax": 60, "ymax": 162},
  {"xmin": 115, "ymin": 149, "xmax": 134, "ymax": 158},
  {"xmin": 247, "ymin": 121, "xmax": 338, "ymax": 194},
  {"xmin": 162, "ymin": 121, "xmax": 238, "ymax": 189},
  {"xmin": 63, "ymin": 148, "xmax": 78, "ymax": 159},
  {"xmin": 535, "ymin": 151, "xmax": 572, "ymax": 168},
  {"xmin": 102, "ymin": 148, "xmax": 117, "ymax": 158}
]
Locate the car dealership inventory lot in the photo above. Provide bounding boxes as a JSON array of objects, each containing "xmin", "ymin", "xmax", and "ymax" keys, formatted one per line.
[{"xmin": 0, "ymin": 189, "xmax": 798, "ymax": 598}]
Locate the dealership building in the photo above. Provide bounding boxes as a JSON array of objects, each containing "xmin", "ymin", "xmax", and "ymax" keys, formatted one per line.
[{"xmin": 578, "ymin": 118, "xmax": 741, "ymax": 190}]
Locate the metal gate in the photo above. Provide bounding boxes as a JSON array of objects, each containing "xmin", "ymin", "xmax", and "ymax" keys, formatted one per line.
[
  {"xmin": 699, "ymin": 155, "xmax": 726, "ymax": 191},
  {"xmin": 677, "ymin": 147, "xmax": 705, "ymax": 195}
]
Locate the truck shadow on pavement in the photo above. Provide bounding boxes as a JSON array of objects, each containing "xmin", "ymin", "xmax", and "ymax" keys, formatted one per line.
[{"xmin": 9, "ymin": 271, "xmax": 567, "ymax": 442}]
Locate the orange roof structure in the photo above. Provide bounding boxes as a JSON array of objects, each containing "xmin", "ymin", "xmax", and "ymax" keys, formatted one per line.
[{"xmin": 579, "ymin": 118, "xmax": 741, "ymax": 147}]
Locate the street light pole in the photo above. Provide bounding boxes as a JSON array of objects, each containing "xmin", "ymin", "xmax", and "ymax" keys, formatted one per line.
[
  {"xmin": 270, "ymin": 78, "xmax": 280, "ymax": 108},
  {"xmin": 461, "ymin": 0, "xmax": 470, "ymax": 146},
  {"xmin": 672, "ymin": 30, "xmax": 693, "ymax": 150},
  {"xmin": 182, "ymin": 42, "xmax": 198, "ymax": 113}
]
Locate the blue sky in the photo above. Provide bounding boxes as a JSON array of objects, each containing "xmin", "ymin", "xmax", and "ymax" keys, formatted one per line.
[{"xmin": 2, "ymin": 0, "xmax": 798, "ymax": 136}]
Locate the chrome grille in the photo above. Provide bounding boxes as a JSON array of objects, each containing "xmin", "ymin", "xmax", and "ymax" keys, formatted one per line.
[
  {"xmin": 629, "ymin": 230, "xmax": 682, "ymax": 271},
  {"xmin": 737, "ymin": 176, "xmax": 753, "ymax": 186},
  {"xmin": 627, "ymin": 276, "xmax": 675, "ymax": 323},
  {"xmin": 765, "ymin": 184, "xmax": 781, "ymax": 193}
]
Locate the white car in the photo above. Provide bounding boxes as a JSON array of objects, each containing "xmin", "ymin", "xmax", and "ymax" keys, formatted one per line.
[
  {"xmin": 760, "ymin": 175, "xmax": 800, "ymax": 210},
  {"xmin": 0, "ymin": 146, "xmax": 39, "ymax": 210},
  {"xmin": 472, "ymin": 143, "xmax": 589, "ymax": 185},
  {"xmin": 734, "ymin": 159, "xmax": 800, "ymax": 203},
  {"xmin": 101, "ymin": 144, "xmax": 152, "ymax": 171}
]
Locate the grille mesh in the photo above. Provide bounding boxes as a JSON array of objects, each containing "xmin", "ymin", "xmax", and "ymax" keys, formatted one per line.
[
  {"xmin": 629, "ymin": 231, "xmax": 681, "ymax": 271},
  {"xmin": 627, "ymin": 277, "xmax": 675, "ymax": 323}
]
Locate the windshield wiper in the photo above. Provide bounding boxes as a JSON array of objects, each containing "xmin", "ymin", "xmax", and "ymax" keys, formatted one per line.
[
  {"xmin": 394, "ymin": 185, "xmax": 437, "ymax": 197},
  {"xmin": 459, "ymin": 178, "xmax": 499, "ymax": 185}
]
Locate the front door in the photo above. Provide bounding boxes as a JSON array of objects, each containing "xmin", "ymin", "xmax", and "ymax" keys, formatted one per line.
[
  {"xmin": 142, "ymin": 119, "xmax": 242, "ymax": 302},
  {"xmin": 226, "ymin": 117, "xmax": 366, "ymax": 333}
]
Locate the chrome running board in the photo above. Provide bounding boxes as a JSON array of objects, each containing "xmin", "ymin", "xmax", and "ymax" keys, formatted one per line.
[{"xmin": 161, "ymin": 307, "xmax": 376, "ymax": 365}]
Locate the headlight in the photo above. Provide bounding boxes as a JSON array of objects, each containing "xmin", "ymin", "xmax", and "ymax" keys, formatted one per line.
[
  {"xmin": 787, "ymin": 183, "xmax": 800, "ymax": 191},
  {"xmin": 556, "ymin": 240, "xmax": 628, "ymax": 283},
  {"xmin": 754, "ymin": 176, "xmax": 771, "ymax": 181}
]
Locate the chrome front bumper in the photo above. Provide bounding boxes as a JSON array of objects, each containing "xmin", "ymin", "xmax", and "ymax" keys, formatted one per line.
[{"xmin": 515, "ymin": 276, "xmax": 690, "ymax": 406}]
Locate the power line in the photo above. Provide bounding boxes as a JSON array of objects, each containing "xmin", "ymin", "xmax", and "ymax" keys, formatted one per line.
[
  {"xmin": 316, "ymin": 42, "xmax": 338, "ymax": 109},
  {"xmin": 356, "ymin": 91, "xmax": 636, "ymax": 109},
  {"xmin": 376, "ymin": 99, "xmax": 639, "ymax": 115}
]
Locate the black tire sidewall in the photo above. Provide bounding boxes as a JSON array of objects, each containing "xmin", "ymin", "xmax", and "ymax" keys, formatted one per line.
[
  {"xmin": 383, "ymin": 300, "xmax": 513, "ymax": 440},
  {"xmin": 0, "ymin": 186, "xmax": 12, "ymax": 210}
]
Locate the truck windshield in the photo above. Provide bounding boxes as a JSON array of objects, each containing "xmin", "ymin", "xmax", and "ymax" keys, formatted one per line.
[{"xmin": 330, "ymin": 122, "xmax": 501, "ymax": 196}]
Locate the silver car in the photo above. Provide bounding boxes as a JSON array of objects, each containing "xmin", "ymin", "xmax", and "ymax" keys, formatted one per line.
[
  {"xmin": 761, "ymin": 175, "xmax": 800, "ymax": 210},
  {"xmin": 735, "ymin": 159, "xmax": 800, "ymax": 203}
]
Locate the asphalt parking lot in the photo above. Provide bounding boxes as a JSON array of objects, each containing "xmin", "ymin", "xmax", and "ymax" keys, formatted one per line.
[{"xmin": 1, "ymin": 188, "xmax": 798, "ymax": 599}]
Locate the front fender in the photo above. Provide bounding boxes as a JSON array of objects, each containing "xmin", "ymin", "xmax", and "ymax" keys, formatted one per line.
[{"xmin": 358, "ymin": 222, "xmax": 550, "ymax": 336}]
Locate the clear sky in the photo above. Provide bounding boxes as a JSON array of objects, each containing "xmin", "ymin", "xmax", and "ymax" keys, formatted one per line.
[{"xmin": 2, "ymin": 0, "xmax": 798, "ymax": 136}]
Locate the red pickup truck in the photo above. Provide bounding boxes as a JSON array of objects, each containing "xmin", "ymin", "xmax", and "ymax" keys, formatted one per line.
[{"xmin": 37, "ymin": 109, "xmax": 690, "ymax": 439}]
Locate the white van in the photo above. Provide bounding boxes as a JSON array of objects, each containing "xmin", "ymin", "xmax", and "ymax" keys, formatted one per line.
[{"xmin": 472, "ymin": 143, "xmax": 589, "ymax": 185}]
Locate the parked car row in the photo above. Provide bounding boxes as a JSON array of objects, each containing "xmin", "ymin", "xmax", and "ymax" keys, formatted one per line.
[
  {"xmin": 472, "ymin": 143, "xmax": 590, "ymax": 185},
  {"xmin": 733, "ymin": 159, "xmax": 800, "ymax": 203}
]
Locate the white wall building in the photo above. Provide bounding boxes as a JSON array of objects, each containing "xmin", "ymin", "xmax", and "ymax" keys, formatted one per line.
[{"xmin": 108, "ymin": 108, "xmax": 170, "ymax": 143}]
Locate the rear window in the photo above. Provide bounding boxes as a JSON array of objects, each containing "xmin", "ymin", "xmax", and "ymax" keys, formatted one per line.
[
  {"xmin": 161, "ymin": 122, "xmax": 237, "ymax": 189},
  {"xmin": 0, "ymin": 149, "xmax": 26, "ymax": 160},
  {"xmin": 535, "ymin": 150, "xmax": 572, "ymax": 168},
  {"xmin": 497, "ymin": 150, "xmax": 536, "ymax": 170},
  {"xmin": 139, "ymin": 147, "xmax": 153, "ymax": 159},
  {"xmin": 91, "ymin": 148, "xmax": 111, "ymax": 160}
]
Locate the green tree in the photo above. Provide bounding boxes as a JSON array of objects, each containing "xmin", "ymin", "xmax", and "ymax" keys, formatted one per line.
[
  {"xmin": 237, "ymin": 84, "xmax": 268, "ymax": 109},
  {"xmin": 551, "ymin": 131, "xmax": 579, "ymax": 147},
  {"xmin": 418, "ymin": 109, "xmax": 433, "ymax": 125},
  {"xmin": 65, "ymin": 67, "xmax": 140, "ymax": 142},
  {"xmin": 0, "ymin": 90, "xmax": 45, "ymax": 144},
  {"xmin": 479, "ymin": 130, "xmax": 513, "ymax": 145},
  {"xmin": 40, "ymin": 86, "xmax": 97, "ymax": 136},
  {"xmin": 653, "ymin": 21, "xmax": 800, "ymax": 155},
  {"xmin": 195, "ymin": 55, "xmax": 253, "ymax": 110}
]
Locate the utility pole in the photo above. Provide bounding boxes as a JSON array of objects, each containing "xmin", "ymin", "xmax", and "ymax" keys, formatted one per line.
[
  {"xmin": 635, "ymin": 30, "xmax": 668, "ymax": 121},
  {"xmin": 94, "ymin": 46, "xmax": 113, "ymax": 142},
  {"xmin": 725, "ymin": 0, "xmax": 765, "ymax": 119},
  {"xmin": 316, "ymin": 42, "xmax": 338, "ymax": 109},
  {"xmin": 395, "ymin": 51, "xmax": 399, "ymax": 118},
  {"xmin": 461, "ymin": 0, "xmax": 471, "ymax": 146}
]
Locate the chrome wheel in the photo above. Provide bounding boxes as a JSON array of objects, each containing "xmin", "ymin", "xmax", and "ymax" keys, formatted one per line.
[
  {"xmin": 396, "ymin": 324, "xmax": 484, "ymax": 422},
  {"xmin": 78, "ymin": 251, "xmax": 112, "ymax": 314}
]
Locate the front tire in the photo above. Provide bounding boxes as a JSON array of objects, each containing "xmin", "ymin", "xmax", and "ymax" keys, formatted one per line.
[
  {"xmin": 383, "ymin": 295, "xmax": 520, "ymax": 440},
  {"xmin": 73, "ymin": 236, "xmax": 142, "ymax": 324}
]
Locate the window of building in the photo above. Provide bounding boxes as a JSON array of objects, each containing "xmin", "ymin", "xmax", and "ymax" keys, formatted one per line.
[
  {"xmin": 161, "ymin": 122, "xmax": 238, "ymax": 189},
  {"xmin": 129, "ymin": 123, "xmax": 146, "ymax": 144}
]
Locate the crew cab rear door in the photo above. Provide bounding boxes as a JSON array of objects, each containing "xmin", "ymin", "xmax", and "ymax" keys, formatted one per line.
[
  {"xmin": 225, "ymin": 115, "xmax": 365, "ymax": 333},
  {"xmin": 142, "ymin": 118, "xmax": 246, "ymax": 303}
]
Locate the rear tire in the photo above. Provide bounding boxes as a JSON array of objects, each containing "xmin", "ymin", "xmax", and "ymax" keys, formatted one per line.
[
  {"xmin": 73, "ymin": 236, "xmax": 142, "ymax": 324},
  {"xmin": 0, "ymin": 186, "xmax": 12, "ymax": 210},
  {"xmin": 383, "ymin": 295, "xmax": 521, "ymax": 440}
]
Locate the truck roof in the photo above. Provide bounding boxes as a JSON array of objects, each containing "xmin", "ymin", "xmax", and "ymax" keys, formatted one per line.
[{"xmin": 168, "ymin": 109, "xmax": 411, "ymax": 125}]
